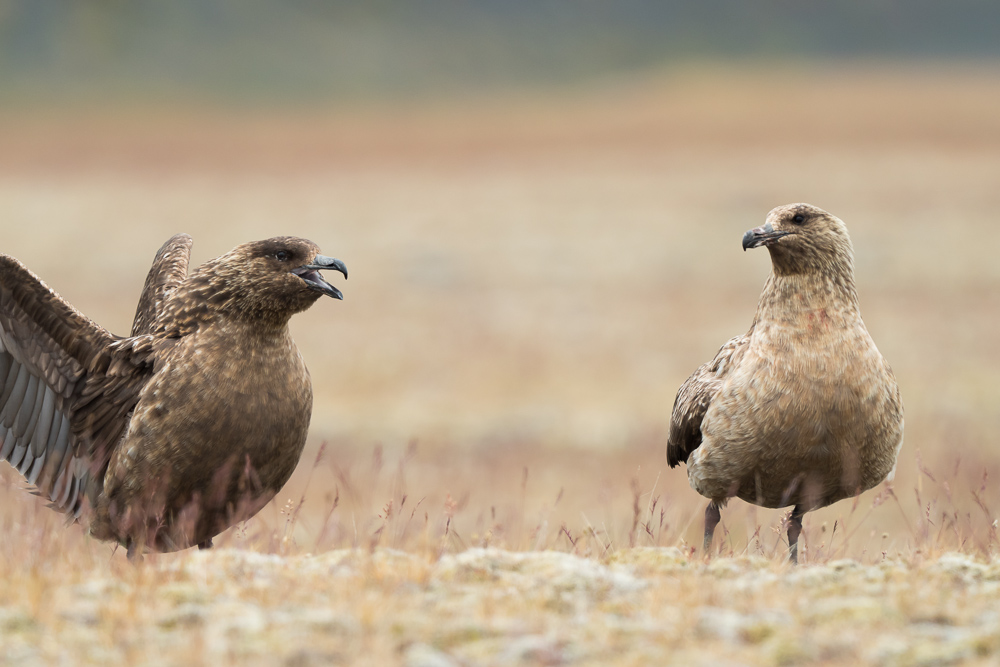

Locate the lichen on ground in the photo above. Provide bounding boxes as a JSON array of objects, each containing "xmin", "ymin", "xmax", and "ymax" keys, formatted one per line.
[{"xmin": 2, "ymin": 547, "xmax": 999, "ymax": 666}]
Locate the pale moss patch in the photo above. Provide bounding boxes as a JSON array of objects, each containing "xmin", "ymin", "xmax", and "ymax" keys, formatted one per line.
[{"xmin": 2, "ymin": 547, "xmax": 1000, "ymax": 665}]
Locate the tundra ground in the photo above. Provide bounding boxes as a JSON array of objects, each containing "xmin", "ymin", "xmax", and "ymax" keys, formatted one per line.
[{"xmin": 1, "ymin": 65, "xmax": 999, "ymax": 665}]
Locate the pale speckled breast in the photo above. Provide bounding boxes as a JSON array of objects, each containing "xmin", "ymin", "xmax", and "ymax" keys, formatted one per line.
[{"xmin": 689, "ymin": 312, "xmax": 903, "ymax": 510}]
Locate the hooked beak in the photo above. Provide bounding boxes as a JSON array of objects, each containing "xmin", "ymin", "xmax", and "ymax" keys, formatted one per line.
[
  {"xmin": 292, "ymin": 255, "xmax": 348, "ymax": 300},
  {"xmin": 742, "ymin": 222, "xmax": 791, "ymax": 251}
]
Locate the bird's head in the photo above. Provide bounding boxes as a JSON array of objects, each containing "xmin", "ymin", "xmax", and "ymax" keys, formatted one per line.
[
  {"xmin": 742, "ymin": 204, "xmax": 854, "ymax": 277},
  {"xmin": 194, "ymin": 236, "xmax": 348, "ymax": 324}
]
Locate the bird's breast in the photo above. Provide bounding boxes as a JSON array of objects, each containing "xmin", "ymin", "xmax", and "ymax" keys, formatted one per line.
[
  {"xmin": 120, "ymin": 327, "xmax": 314, "ymax": 490},
  {"xmin": 715, "ymin": 304, "xmax": 890, "ymax": 433}
]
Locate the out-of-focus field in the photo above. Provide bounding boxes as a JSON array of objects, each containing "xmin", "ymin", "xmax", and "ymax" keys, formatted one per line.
[{"xmin": 1, "ymin": 66, "xmax": 1000, "ymax": 664}]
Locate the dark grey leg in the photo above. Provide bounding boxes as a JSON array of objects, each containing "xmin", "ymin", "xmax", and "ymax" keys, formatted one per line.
[
  {"xmin": 704, "ymin": 502, "xmax": 721, "ymax": 554},
  {"xmin": 126, "ymin": 538, "xmax": 142, "ymax": 563},
  {"xmin": 787, "ymin": 505, "xmax": 805, "ymax": 564}
]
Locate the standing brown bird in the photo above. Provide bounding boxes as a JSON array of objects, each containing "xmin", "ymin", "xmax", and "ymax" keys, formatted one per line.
[
  {"xmin": 666, "ymin": 204, "xmax": 903, "ymax": 563},
  {"xmin": 0, "ymin": 234, "xmax": 347, "ymax": 559}
]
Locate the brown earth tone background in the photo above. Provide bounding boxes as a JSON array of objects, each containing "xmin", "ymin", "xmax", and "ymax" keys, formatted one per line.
[{"xmin": 1, "ymin": 64, "xmax": 999, "ymax": 664}]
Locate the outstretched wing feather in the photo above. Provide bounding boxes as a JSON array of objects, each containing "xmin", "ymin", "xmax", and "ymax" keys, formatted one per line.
[
  {"xmin": 0, "ymin": 255, "xmax": 151, "ymax": 516},
  {"xmin": 131, "ymin": 234, "xmax": 193, "ymax": 336}
]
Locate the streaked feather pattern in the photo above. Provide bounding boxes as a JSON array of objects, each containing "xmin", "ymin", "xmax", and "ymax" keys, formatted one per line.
[
  {"xmin": 667, "ymin": 204, "xmax": 903, "ymax": 512},
  {"xmin": 0, "ymin": 233, "xmax": 343, "ymax": 555},
  {"xmin": 0, "ymin": 253, "xmax": 151, "ymax": 517}
]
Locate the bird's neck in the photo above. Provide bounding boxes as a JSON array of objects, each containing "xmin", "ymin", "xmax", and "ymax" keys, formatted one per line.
[
  {"xmin": 181, "ymin": 314, "xmax": 295, "ymax": 360},
  {"xmin": 224, "ymin": 305, "xmax": 295, "ymax": 331},
  {"xmin": 156, "ymin": 275, "xmax": 298, "ymax": 337},
  {"xmin": 755, "ymin": 270, "xmax": 861, "ymax": 327},
  {"xmin": 155, "ymin": 300, "xmax": 292, "ymax": 340},
  {"xmin": 224, "ymin": 311, "xmax": 292, "ymax": 337}
]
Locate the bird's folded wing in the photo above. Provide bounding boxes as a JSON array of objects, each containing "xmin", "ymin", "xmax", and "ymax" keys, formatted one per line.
[
  {"xmin": 666, "ymin": 332, "xmax": 751, "ymax": 468},
  {"xmin": 0, "ymin": 255, "xmax": 151, "ymax": 517},
  {"xmin": 131, "ymin": 233, "xmax": 193, "ymax": 336}
]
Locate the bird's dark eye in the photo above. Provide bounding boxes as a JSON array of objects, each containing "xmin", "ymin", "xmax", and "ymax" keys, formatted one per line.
[
  {"xmin": 792, "ymin": 214, "xmax": 806, "ymax": 225},
  {"xmin": 275, "ymin": 250, "xmax": 290, "ymax": 262}
]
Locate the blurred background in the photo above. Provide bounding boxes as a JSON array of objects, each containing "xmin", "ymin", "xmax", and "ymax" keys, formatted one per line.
[{"xmin": 1, "ymin": 1, "xmax": 999, "ymax": 558}]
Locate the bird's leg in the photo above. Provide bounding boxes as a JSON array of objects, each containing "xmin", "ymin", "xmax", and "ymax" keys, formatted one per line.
[
  {"xmin": 198, "ymin": 538, "xmax": 214, "ymax": 550},
  {"xmin": 704, "ymin": 502, "xmax": 722, "ymax": 555},
  {"xmin": 787, "ymin": 505, "xmax": 805, "ymax": 564},
  {"xmin": 126, "ymin": 538, "xmax": 143, "ymax": 563}
]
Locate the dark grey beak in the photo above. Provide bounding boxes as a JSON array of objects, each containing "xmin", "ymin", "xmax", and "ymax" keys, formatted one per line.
[
  {"xmin": 292, "ymin": 255, "xmax": 348, "ymax": 300},
  {"xmin": 742, "ymin": 222, "xmax": 791, "ymax": 251}
]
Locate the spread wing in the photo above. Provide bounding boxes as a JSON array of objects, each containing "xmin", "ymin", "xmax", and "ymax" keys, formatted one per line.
[
  {"xmin": 666, "ymin": 329, "xmax": 752, "ymax": 468},
  {"xmin": 0, "ymin": 255, "xmax": 153, "ymax": 517},
  {"xmin": 131, "ymin": 234, "xmax": 193, "ymax": 336}
]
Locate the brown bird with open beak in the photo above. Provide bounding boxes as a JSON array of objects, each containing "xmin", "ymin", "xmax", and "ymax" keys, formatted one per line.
[
  {"xmin": 0, "ymin": 234, "xmax": 347, "ymax": 559},
  {"xmin": 666, "ymin": 204, "xmax": 903, "ymax": 563}
]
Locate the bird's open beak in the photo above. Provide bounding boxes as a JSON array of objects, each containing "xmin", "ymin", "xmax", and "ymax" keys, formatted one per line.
[
  {"xmin": 742, "ymin": 222, "xmax": 791, "ymax": 251},
  {"xmin": 292, "ymin": 255, "xmax": 348, "ymax": 300}
]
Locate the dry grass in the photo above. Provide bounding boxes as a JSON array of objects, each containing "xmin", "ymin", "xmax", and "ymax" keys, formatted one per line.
[{"xmin": 1, "ymin": 64, "xmax": 1000, "ymax": 664}]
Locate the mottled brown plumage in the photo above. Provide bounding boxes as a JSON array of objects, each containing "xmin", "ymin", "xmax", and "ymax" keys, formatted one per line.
[
  {"xmin": 666, "ymin": 204, "xmax": 903, "ymax": 563},
  {"xmin": 131, "ymin": 234, "xmax": 194, "ymax": 337},
  {"xmin": 0, "ymin": 235, "xmax": 347, "ymax": 558}
]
